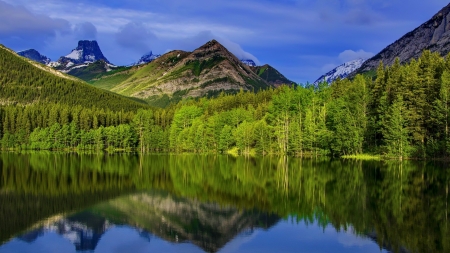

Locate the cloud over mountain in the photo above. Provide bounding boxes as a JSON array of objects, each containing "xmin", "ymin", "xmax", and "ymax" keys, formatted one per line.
[
  {"xmin": 0, "ymin": 0, "xmax": 70, "ymax": 48},
  {"xmin": 74, "ymin": 22, "xmax": 97, "ymax": 40},
  {"xmin": 115, "ymin": 22, "xmax": 157, "ymax": 54}
]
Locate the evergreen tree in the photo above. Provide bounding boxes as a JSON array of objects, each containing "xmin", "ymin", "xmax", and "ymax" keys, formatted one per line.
[{"xmin": 382, "ymin": 95, "xmax": 411, "ymax": 159}]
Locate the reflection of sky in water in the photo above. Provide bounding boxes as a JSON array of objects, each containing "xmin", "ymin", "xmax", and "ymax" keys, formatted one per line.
[{"xmin": 0, "ymin": 219, "xmax": 388, "ymax": 253}]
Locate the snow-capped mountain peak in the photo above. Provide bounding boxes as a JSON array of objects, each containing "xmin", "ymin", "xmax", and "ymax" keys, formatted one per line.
[
  {"xmin": 49, "ymin": 40, "xmax": 111, "ymax": 72},
  {"xmin": 241, "ymin": 59, "xmax": 256, "ymax": 67},
  {"xmin": 314, "ymin": 58, "xmax": 366, "ymax": 85},
  {"xmin": 58, "ymin": 40, "xmax": 109, "ymax": 65}
]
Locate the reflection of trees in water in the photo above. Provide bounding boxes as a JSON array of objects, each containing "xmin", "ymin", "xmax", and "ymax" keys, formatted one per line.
[{"xmin": 1, "ymin": 153, "xmax": 450, "ymax": 252}]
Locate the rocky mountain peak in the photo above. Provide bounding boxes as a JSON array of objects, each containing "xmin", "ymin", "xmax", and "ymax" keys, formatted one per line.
[
  {"xmin": 65, "ymin": 40, "xmax": 109, "ymax": 64},
  {"xmin": 190, "ymin": 39, "xmax": 233, "ymax": 60},
  {"xmin": 17, "ymin": 49, "xmax": 51, "ymax": 65},
  {"xmin": 49, "ymin": 40, "xmax": 111, "ymax": 72}
]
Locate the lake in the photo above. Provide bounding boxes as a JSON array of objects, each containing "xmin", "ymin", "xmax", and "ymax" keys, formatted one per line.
[{"xmin": 0, "ymin": 153, "xmax": 448, "ymax": 253}]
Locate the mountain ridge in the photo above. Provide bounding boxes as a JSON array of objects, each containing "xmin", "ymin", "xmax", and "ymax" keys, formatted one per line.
[{"xmin": 355, "ymin": 3, "xmax": 450, "ymax": 74}]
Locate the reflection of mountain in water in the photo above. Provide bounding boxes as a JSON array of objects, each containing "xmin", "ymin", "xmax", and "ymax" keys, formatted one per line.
[
  {"xmin": 16, "ymin": 191, "xmax": 279, "ymax": 253},
  {"xmin": 95, "ymin": 192, "xmax": 279, "ymax": 253}
]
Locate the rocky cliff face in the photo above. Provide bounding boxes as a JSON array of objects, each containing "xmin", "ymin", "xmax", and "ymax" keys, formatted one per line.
[
  {"xmin": 17, "ymin": 49, "xmax": 51, "ymax": 65},
  {"xmin": 357, "ymin": 3, "xmax": 450, "ymax": 73}
]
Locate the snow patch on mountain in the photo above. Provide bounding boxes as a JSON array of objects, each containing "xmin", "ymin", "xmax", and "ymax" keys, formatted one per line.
[
  {"xmin": 48, "ymin": 61, "xmax": 61, "ymax": 68},
  {"xmin": 241, "ymin": 59, "xmax": 256, "ymax": 67},
  {"xmin": 314, "ymin": 58, "xmax": 366, "ymax": 85},
  {"xmin": 65, "ymin": 49, "xmax": 82, "ymax": 60}
]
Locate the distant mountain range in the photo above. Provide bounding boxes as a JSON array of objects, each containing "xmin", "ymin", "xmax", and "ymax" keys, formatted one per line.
[
  {"xmin": 16, "ymin": 39, "xmax": 294, "ymax": 107},
  {"xmin": 314, "ymin": 58, "xmax": 365, "ymax": 85}
]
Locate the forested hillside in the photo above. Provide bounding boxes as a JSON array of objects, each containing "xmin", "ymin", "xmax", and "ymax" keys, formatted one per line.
[
  {"xmin": 0, "ymin": 45, "xmax": 147, "ymax": 111},
  {"xmin": 2, "ymin": 49, "xmax": 450, "ymax": 158}
]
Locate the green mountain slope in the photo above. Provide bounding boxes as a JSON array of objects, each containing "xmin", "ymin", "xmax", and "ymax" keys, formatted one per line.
[
  {"xmin": 251, "ymin": 64, "xmax": 295, "ymax": 86},
  {"xmin": 87, "ymin": 66, "xmax": 137, "ymax": 90},
  {"xmin": 0, "ymin": 44, "xmax": 147, "ymax": 111},
  {"xmin": 66, "ymin": 60, "xmax": 127, "ymax": 82}
]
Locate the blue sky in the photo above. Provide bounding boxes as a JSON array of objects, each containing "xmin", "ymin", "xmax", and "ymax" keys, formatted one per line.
[{"xmin": 0, "ymin": 0, "xmax": 447, "ymax": 83}]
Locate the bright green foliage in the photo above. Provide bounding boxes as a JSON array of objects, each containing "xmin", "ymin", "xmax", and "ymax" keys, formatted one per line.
[
  {"xmin": 218, "ymin": 125, "xmax": 233, "ymax": 152},
  {"xmin": 382, "ymin": 95, "xmax": 411, "ymax": 158}
]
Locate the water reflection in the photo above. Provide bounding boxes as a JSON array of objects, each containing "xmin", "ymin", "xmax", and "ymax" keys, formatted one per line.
[
  {"xmin": 0, "ymin": 153, "xmax": 449, "ymax": 253},
  {"xmin": 1, "ymin": 191, "xmax": 385, "ymax": 253}
]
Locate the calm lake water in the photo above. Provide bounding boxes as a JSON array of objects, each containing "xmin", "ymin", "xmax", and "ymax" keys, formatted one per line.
[{"xmin": 0, "ymin": 153, "xmax": 448, "ymax": 253}]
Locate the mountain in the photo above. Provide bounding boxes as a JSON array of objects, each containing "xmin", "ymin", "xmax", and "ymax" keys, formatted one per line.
[
  {"xmin": 355, "ymin": 3, "xmax": 450, "ymax": 74},
  {"xmin": 241, "ymin": 59, "xmax": 256, "ymax": 67},
  {"xmin": 251, "ymin": 64, "xmax": 296, "ymax": 86},
  {"xmin": 49, "ymin": 40, "xmax": 112, "ymax": 72},
  {"xmin": 0, "ymin": 44, "xmax": 146, "ymax": 111},
  {"xmin": 133, "ymin": 51, "xmax": 161, "ymax": 66},
  {"xmin": 314, "ymin": 58, "xmax": 365, "ymax": 85},
  {"xmin": 111, "ymin": 40, "xmax": 271, "ymax": 106},
  {"xmin": 17, "ymin": 49, "xmax": 51, "ymax": 65}
]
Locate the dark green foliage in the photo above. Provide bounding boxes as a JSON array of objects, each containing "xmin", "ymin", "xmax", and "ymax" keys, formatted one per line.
[{"xmin": 0, "ymin": 46, "xmax": 147, "ymax": 111}]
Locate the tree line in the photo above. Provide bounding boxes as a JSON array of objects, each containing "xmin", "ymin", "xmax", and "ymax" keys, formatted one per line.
[{"xmin": 2, "ymin": 50, "xmax": 450, "ymax": 158}]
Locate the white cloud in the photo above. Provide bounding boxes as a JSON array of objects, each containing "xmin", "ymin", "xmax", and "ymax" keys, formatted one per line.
[
  {"xmin": 338, "ymin": 49, "xmax": 374, "ymax": 62},
  {"xmin": 0, "ymin": 1, "xmax": 70, "ymax": 39}
]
